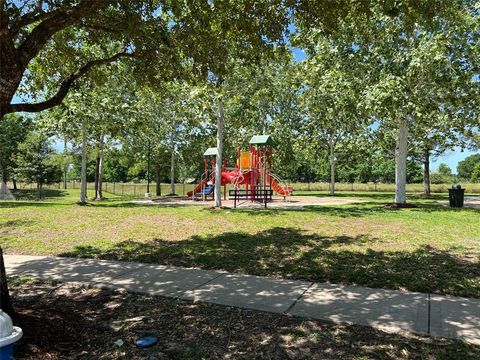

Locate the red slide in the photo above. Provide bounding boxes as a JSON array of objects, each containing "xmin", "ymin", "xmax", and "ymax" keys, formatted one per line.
[
  {"xmin": 187, "ymin": 178, "xmax": 209, "ymax": 197},
  {"xmin": 269, "ymin": 174, "xmax": 293, "ymax": 196},
  {"xmin": 189, "ymin": 170, "xmax": 260, "ymax": 197}
]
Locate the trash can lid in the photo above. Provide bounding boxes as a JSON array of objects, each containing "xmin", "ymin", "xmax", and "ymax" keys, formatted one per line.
[{"xmin": 0, "ymin": 310, "xmax": 22, "ymax": 347}]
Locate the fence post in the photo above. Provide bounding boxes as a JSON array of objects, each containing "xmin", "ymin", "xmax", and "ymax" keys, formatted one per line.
[
  {"xmin": 122, "ymin": 183, "xmax": 124, "ymax": 196},
  {"xmin": 134, "ymin": 184, "xmax": 136, "ymax": 197},
  {"xmin": 113, "ymin": 182, "xmax": 116, "ymax": 195}
]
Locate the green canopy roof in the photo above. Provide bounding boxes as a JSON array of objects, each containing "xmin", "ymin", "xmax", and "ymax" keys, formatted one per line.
[
  {"xmin": 249, "ymin": 135, "xmax": 274, "ymax": 146},
  {"xmin": 203, "ymin": 147, "xmax": 218, "ymax": 156}
]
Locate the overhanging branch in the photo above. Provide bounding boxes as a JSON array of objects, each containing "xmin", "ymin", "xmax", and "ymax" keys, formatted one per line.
[
  {"xmin": 17, "ymin": 0, "xmax": 106, "ymax": 68},
  {"xmin": 9, "ymin": 9, "xmax": 61, "ymax": 39},
  {"xmin": 7, "ymin": 51, "xmax": 138, "ymax": 114}
]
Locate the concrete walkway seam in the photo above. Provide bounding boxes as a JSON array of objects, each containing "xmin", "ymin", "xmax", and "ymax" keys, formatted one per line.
[{"xmin": 284, "ymin": 281, "xmax": 315, "ymax": 315}]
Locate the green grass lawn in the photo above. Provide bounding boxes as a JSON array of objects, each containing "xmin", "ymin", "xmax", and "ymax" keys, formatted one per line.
[{"xmin": 1, "ymin": 189, "xmax": 479, "ymax": 298}]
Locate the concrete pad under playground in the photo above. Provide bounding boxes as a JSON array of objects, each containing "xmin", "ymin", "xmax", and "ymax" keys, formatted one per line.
[
  {"xmin": 430, "ymin": 295, "xmax": 480, "ymax": 345},
  {"xmin": 103, "ymin": 264, "xmax": 226, "ymax": 298},
  {"xmin": 131, "ymin": 195, "xmax": 364, "ymax": 209},
  {"xmin": 182, "ymin": 273, "xmax": 311, "ymax": 313},
  {"xmin": 5, "ymin": 256, "xmax": 144, "ymax": 284},
  {"xmin": 289, "ymin": 283, "xmax": 429, "ymax": 335}
]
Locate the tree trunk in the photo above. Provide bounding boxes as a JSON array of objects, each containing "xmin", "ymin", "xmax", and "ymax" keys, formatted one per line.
[
  {"xmin": 214, "ymin": 98, "xmax": 224, "ymax": 208},
  {"xmin": 80, "ymin": 118, "xmax": 88, "ymax": 204},
  {"xmin": 96, "ymin": 146, "xmax": 104, "ymax": 199},
  {"xmin": 1, "ymin": 166, "xmax": 7, "ymax": 184},
  {"xmin": 395, "ymin": 117, "xmax": 408, "ymax": 204},
  {"xmin": 63, "ymin": 138, "xmax": 68, "ymax": 189},
  {"xmin": 94, "ymin": 155, "xmax": 100, "ymax": 197},
  {"xmin": 329, "ymin": 140, "xmax": 336, "ymax": 196},
  {"xmin": 156, "ymin": 161, "xmax": 162, "ymax": 197},
  {"xmin": 423, "ymin": 146, "xmax": 431, "ymax": 196},
  {"xmin": 0, "ymin": 248, "xmax": 14, "ymax": 317},
  {"xmin": 37, "ymin": 182, "xmax": 42, "ymax": 199},
  {"xmin": 146, "ymin": 141, "xmax": 151, "ymax": 195},
  {"xmin": 12, "ymin": 178, "xmax": 17, "ymax": 190},
  {"xmin": 170, "ymin": 137, "xmax": 175, "ymax": 195}
]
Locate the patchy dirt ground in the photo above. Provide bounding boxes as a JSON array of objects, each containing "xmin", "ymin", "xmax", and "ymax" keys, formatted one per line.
[{"xmin": 10, "ymin": 279, "xmax": 480, "ymax": 360}]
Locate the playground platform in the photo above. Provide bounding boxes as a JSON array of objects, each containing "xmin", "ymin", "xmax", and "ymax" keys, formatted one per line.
[{"xmin": 130, "ymin": 195, "xmax": 364, "ymax": 209}]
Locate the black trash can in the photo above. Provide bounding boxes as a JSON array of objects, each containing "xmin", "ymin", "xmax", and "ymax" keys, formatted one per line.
[{"xmin": 448, "ymin": 184, "xmax": 465, "ymax": 208}]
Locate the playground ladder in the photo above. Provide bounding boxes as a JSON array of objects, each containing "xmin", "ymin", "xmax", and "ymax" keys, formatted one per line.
[{"xmin": 231, "ymin": 171, "xmax": 245, "ymax": 189}]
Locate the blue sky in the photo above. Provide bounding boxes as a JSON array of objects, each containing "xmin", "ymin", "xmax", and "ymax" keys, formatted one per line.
[{"xmin": 431, "ymin": 147, "xmax": 476, "ymax": 172}]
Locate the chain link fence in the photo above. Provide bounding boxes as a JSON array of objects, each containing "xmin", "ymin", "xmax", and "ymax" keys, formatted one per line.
[{"xmin": 8, "ymin": 181, "xmax": 197, "ymax": 197}]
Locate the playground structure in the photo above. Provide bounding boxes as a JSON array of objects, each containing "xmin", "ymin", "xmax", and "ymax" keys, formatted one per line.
[{"xmin": 187, "ymin": 135, "xmax": 293, "ymax": 207}]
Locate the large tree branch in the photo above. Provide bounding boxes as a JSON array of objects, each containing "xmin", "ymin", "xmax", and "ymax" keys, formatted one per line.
[
  {"xmin": 16, "ymin": 0, "xmax": 107, "ymax": 69},
  {"xmin": 7, "ymin": 51, "xmax": 138, "ymax": 114},
  {"xmin": 0, "ymin": 0, "xmax": 9, "ymax": 36},
  {"xmin": 0, "ymin": 3, "xmax": 18, "ymax": 87},
  {"xmin": 9, "ymin": 8, "xmax": 61, "ymax": 39}
]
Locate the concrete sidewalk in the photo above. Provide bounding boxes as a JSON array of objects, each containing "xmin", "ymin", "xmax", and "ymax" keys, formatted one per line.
[{"xmin": 5, "ymin": 255, "xmax": 480, "ymax": 345}]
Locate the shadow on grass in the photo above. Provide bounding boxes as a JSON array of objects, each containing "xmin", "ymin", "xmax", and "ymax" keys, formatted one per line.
[
  {"xmin": 230, "ymin": 203, "xmax": 480, "ymax": 218},
  {"xmin": 2, "ymin": 190, "xmax": 479, "ymax": 217},
  {"xmin": 60, "ymin": 227, "xmax": 480, "ymax": 298},
  {"xmin": 0, "ymin": 197, "xmax": 137, "ymax": 208},
  {"xmin": 294, "ymin": 191, "xmax": 452, "ymax": 202},
  {"xmin": 0, "ymin": 201, "xmax": 72, "ymax": 208},
  {"xmin": 294, "ymin": 191, "xmax": 396, "ymax": 200},
  {"xmin": 0, "ymin": 219, "xmax": 35, "ymax": 228},
  {"xmin": 11, "ymin": 189, "xmax": 69, "ymax": 200}
]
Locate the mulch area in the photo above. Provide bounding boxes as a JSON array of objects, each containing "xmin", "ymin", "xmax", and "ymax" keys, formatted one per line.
[{"xmin": 10, "ymin": 279, "xmax": 480, "ymax": 360}]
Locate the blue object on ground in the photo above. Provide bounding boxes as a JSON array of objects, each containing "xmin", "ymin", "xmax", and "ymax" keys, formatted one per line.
[
  {"xmin": 135, "ymin": 334, "xmax": 158, "ymax": 348},
  {"xmin": 196, "ymin": 184, "xmax": 215, "ymax": 196}
]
